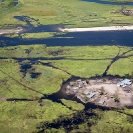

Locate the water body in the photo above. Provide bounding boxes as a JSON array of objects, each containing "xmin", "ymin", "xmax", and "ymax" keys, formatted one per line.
[
  {"xmin": 82, "ymin": 0, "xmax": 133, "ymax": 5},
  {"xmin": 0, "ymin": 30, "xmax": 133, "ymax": 47},
  {"xmin": 1, "ymin": 15, "xmax": 133, "ymax": 47}
]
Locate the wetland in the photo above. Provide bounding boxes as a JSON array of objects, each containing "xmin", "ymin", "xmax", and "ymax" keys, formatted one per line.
[{"xmin": 1, "ymin": 0, "xmax": 133, "ymax": 133}]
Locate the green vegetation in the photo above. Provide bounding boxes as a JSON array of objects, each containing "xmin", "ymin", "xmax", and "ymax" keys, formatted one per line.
[
  {"xmin": 114, "ymin": 94, "xmax": 119, "ymax": 102},
  {"xmin": 100, "ymin": 87, "xmax": 105, "ymax": 95},
  {"xmin": 1, "ymin": 0, "xmax": 133, "ymax": 132},
  {"xmin": 61, "ymin": 99, "xmax": 85, "ymax": 111},
  {"xmin": 108, "ymin": 56, "xmax": 133, "ymax": 76},
  {"xmin": 6, "ymin": 32, "xmax": 56, "ymax": 39},
  {"xmin": 0, "ymin": 100, "xmax": 73, "ymax": 133},
  {"xmin": 1, "ymin": 0, "xmax": 133, "ymax": 28},
  {"xmin": 0, "ymin": 44, "xmax": 133, "ymax": 132},
  {"xmin": 102, "ymin": 0, "xmax": 133, "ymax": 3},
  {"xmin": 90, "ymin": 109, "xmax": 133, "ymax": 133}
]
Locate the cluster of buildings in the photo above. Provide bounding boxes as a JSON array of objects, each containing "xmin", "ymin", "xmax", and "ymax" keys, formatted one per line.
[
  {"xmin": 117, "ymin": 79, "xmax": 132, "ymax": 92},
  {"xmin": 65, "ymin": 78, "xmax": 133, "ymax": 106}
]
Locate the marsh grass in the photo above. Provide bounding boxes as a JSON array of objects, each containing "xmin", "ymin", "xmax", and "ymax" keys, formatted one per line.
[
  {"xmin": 61, "ymin": 99, "xmax": 85, "ymax": 111},
  {"xmin": 1, "ymin": 0, "xmax": 133, "ymax": 27},
  {"xmin": 0, "ymin": 100, "xmax": 73, "ymax": 133},
  {"xmin": 91, "ymin": 109, "xmax": 133, "ymax": 133},
  {"xmin": 108, "ymin": 56, "xmax": 133, "ymax": 76},
  {"xmin": 1, "ymin": 45, "xmax": 133, "ymax": 132}
]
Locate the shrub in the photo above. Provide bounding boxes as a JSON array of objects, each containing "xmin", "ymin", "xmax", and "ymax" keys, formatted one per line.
[
  {"xmin": 114, "ymin": 94, "xmax": 119, "ymax": 102},
  {"xmin": 100, "ymin": 87, "xmax": 105, "ymax": 95}
]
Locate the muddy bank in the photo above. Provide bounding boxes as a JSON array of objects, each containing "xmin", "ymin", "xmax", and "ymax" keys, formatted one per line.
[
  {"xmin": 61, "ymin": 25, "xmax": 133, "ymax": 32},
  {"xmin": 0, "ymin": 28, "xmax": 23, "ymax": 35}
]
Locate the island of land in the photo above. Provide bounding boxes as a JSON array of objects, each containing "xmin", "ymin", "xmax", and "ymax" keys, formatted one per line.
[
  {"xmin": 61, "ymin": 25, "xmax": 133, "ymax": 32},
  {"xmin": 65, "ymin": 77, "xmax": 133, "ymax": 108}
]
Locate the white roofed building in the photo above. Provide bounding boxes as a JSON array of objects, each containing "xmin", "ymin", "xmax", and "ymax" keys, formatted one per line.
[{"xmin": 117, "ymin": 79, "xmax": 132, "ymax": 87}]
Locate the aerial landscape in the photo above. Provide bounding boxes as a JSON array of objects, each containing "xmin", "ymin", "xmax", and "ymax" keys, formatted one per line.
[{"xmin": 0, "ymin": 0, "xmax": 133, "ymax": 133}]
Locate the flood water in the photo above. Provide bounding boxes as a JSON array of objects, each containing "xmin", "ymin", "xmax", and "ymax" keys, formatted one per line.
[
  {"xmin": 82, "ymin": 0, "xmax": 133, "ymax": 5},
  {"xmin": 0, "ymin": 30, "xmax": 133, "ymax": 47},
  {"xmin": 1, "ymin": 15, "xmax": 133, "ymax": 47}
]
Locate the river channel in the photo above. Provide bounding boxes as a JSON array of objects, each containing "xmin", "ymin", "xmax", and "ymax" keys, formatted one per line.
[{"xmin": 1, "ymin": 29, "xmax": 133, "ymax": 47}]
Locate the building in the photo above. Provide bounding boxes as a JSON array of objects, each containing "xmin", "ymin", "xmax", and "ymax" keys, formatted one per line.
[
  {"xmin": 117, "ymin": 79, "xmax": 132, "ymax": 87},
  {"xmin": 98, "ymin": 99, "xmax": 105, "ymax": 105},
  {"xmin": 87, "ymin": 92, "xmax": 95, "ymax": 99}
]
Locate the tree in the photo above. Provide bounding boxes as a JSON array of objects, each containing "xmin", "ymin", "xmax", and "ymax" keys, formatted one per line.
[
  {"xmin": 114, "ymin": 94, "xmax": 119, "ymax": 102},
  {"xmin": 100, "ymin": 87, "xmax": 105, "ymax": 95}
]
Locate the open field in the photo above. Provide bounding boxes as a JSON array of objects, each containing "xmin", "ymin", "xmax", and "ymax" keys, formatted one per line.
[
  {"xmin": 0, "ymin": 45, "xmax": 133, "ymax": 132},
  {"xmin": 1, "ymin": 0, "xmax": 133, "ymax": 132},
  {"xmin": 1, "ymin": 0, "xmax": 133, "ymax": 28}
]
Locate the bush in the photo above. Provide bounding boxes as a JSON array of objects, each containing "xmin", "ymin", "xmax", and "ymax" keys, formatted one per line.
[
  {"xmin": 100, "ymin": 87, "xmax": 105, "ymax": 95},
  {"xmin": 114, "ymin": 94, "xmax": 119, "ymax": 102}
]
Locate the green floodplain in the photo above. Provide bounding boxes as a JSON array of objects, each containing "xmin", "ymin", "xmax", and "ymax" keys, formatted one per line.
[{"xmin": 0, "ymin": 0, "xmax": 133, "ymax": 133}]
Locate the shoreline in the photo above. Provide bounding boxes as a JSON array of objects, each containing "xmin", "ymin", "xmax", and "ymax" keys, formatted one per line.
[
  {"xmin": 60, "ymin": 25, "xmax": 133, "ymax": 32},
  {"xmin": 0, "ymin": 28, "xmax": 23, "ymax": 35}
]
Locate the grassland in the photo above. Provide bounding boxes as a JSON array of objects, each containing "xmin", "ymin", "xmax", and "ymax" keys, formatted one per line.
[
  {"xmin": 102, "ymin": 0, "xmax": 133, "ymax": 3},
  {"xmin": 1, "ymin": 0, "xmax": 133, "ymax": 132},
  {"xmin": 5, "ymin": 32, "xmax": 56, "ymax": 39},
  {"xmin": 1, "ymin": 0, "xmax": 133, "ymax": 28},
  {"xmin": 0, "ymin": 45, "xmax": 133, "ymax": 132}
]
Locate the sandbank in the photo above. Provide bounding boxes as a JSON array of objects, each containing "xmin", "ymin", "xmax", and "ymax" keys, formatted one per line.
[
  {"xmin": 65, "ymin": 78, "xmax": 133, "ymax": 108},
  {"xmin": 0, "ymin": 28, "xmax": 23, "ymax": 35},
  {"xmin": 61, "ymin": 25, "xmax": 133, "ymax": 32}
]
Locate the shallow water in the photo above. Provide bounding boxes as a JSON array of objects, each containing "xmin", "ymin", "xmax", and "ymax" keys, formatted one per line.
[
  {"xmin": 0, "ymin": 30, "xmax": 133, "ymax": 47},
  {"xmin": 82, "ymin": 0, "xmax": 133, "ymax": 5}
]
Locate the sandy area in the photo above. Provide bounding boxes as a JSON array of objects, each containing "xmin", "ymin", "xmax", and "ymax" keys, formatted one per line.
[
  {"xmin": 87, "ymin": 83, "xmax": 133, "ymax": 107},
  {"xmin": 61, "ymin": 25, "xmax": 133, "ymax": 32},
  {"xmin": 0, "ymin": 28, "xmax": 23, "ymax": 35},
  {"xmin": 65, "ymin": 78, "xmax": 133, "ymax": 108}
]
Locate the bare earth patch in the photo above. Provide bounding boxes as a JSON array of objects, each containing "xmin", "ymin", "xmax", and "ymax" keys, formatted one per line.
[
  {"xmin": 65, "ymin": 77, "xmax": 133, "ymax": 108},
  {"xmin": 61, "ymin": 25, "xmax": 133, "ymax": 32},
  {"xmin": 0, "ymin": 28, "xmax": 23, "ymax": 35}
]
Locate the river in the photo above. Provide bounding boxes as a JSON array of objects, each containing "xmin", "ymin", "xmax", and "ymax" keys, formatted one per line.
[{"xmin": 0, "ymin": 29, "xmax": 133, "ymax": 47}]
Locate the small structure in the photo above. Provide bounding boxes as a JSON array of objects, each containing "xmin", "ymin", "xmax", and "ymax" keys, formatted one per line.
[
  {"xmin": 98, "ymin": 99, "xmax": 105, "ymax": 105},
  {"xmin": 117, "ymin": 79, "xmax": 132, "ymax": 87},
  {"xmin": 66, "ymin": 85, "xmax": 70, "ymax": 90},
  {"xmin": 78, "ymin": 82, "xmax": 84, "ymax": 88},
  {"xmin": 87, "ymin": 92, "xmax": 95, "ymax": 99}
]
